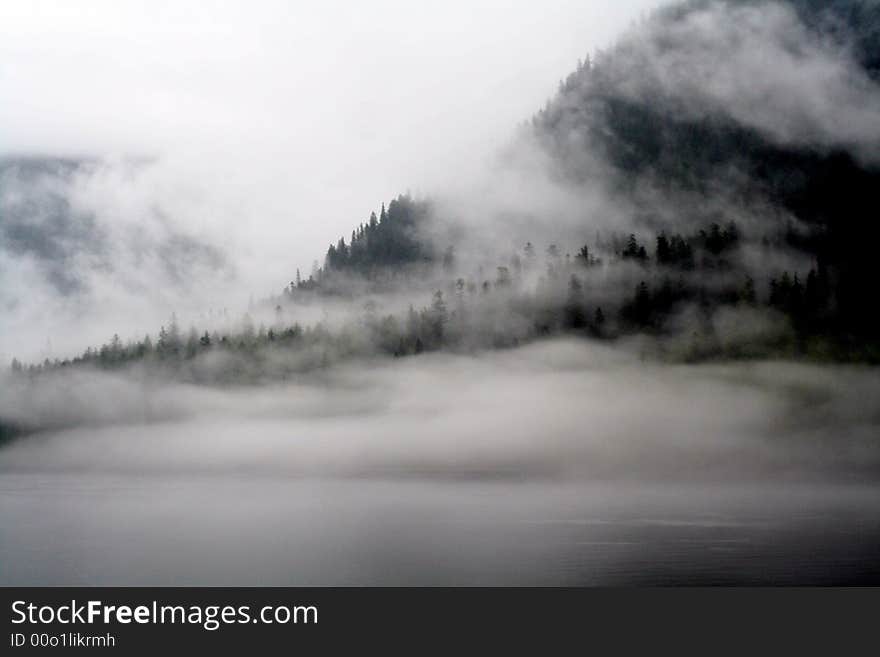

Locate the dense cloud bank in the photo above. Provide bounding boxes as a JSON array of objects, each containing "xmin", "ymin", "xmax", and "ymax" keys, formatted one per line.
[
  {"xmin": 614, "ymin": 1, "xmax": 880, "ymax": 160},
  {"xmin": 0, "ymin": 157, "xmax": 236, "ymax": 363},
  {"xmin": 2, "ymin": 340, "xmax": 879, "ymax": 481}
]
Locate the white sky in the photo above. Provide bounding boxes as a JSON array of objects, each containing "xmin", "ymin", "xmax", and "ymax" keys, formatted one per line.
[
  {"xmin": 1, "ymin": 0, "xmax": 658, "ymax": 258},
  {"xmin": 0, "ymin": 0, "xmax": 660, "ymax": 360}
]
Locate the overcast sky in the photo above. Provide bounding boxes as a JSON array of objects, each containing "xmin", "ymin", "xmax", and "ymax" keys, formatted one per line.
[
  {"xmin": 0, "ymin": 0, "xmax": 661, "ymax": 361},
  {"xmin": 1, "ymin": 0, "xmax": 659, "ymax": 262}
]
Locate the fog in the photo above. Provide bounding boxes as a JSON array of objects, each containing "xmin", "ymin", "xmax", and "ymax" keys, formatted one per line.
[
  {"xmin": 3, "ymin": 1, "xmax": 880, "ymax": 585},
  {"xmin": 4, "ymin": 0, "xmax": 873, "ymax": 362},
  {"xmin": 0, "ymin": 0, "xmax": 661, "ymax": 362},
  {"xmin": 3, "ymin": 340, "xmax": 879, "ymax": 585},
  {"xmin": 3, "ymin": 340, "xmax": 879, "ymax": 479}
]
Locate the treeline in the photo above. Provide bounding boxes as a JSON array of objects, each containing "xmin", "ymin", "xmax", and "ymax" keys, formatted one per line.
[
  {"xmin": 284, "ymin": 194, "xmax": 434, "ymax": 296},
  {"xmin": 10, "ymin": 313, "xmax": 333, "ymax": 382},
  {"xmin": 12, "ymin": 216, "xmax": 879, "ymax": 381}
]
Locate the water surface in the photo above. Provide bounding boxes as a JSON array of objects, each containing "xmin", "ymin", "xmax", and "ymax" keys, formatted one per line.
[{"xmin": 2, "ymin": 473, "xmax": 877, "ymax": 585}]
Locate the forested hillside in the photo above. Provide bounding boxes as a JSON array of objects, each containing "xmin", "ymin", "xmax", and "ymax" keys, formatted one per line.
[
  {"xmin": 284, "ymin": 194, "xmax": 437, "ymax": 296},
  {"xmin": 9, "ymin": 0, "xmax": 880, "ymax": 383},
  {"xmin": 531, "ymin": 0, "xmax": 880, "ymax": 340}
]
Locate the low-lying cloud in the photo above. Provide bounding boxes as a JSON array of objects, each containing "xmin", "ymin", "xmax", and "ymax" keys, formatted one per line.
[
  {"xmin": 607, "ymin": 1, "xmax": 880, "ymax": 161},
  {"xmin": 3, "ymin": 340, "xmax": 878, "ymax": 481}
]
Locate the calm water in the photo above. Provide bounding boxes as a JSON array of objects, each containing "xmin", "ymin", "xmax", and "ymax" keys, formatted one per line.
[
  {"xmin": 3, "ymin": 347, "xmax": 880, "ymax": 584},
  {"xmin": 1, "ymin": 473, "xmax": 878, "ymax": 585}
]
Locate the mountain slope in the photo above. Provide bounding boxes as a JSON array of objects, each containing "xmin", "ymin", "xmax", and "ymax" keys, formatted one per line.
[
  {"xmin": 9, "ymin": 0, "xmax": 880, "ymax": 379},
  {"xmin": 528, "ymin": 0, "xmax": 880, "ymax": 337}
]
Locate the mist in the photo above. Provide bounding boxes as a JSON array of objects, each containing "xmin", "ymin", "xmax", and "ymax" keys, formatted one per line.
[
  {"xmin": 3, "ymin": 340, "xmax": 880, "ymax": 585},
  {"xmin": 0, "ymin": 0, "xmax": 659, "ymax": 362},
  {"xmin": 5, "ymin": 0, "xmax": 873, "ymax": 363},
  {"xmin": 3, "ymin": 339, "xmax": 879, "ymax": 480},
  {"xmin": 3, "ymin": 0, "xmax": 880, "ymax": 586}
]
